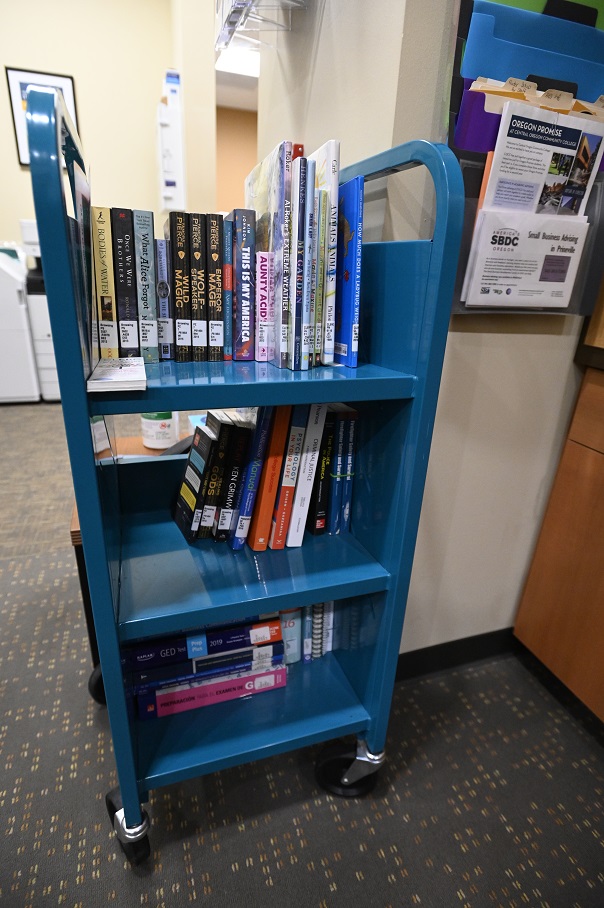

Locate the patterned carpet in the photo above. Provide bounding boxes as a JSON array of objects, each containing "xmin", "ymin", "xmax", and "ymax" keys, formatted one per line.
[{"xmin": 1, "ymin": 403, "xmax": 603, "ymax": 906}]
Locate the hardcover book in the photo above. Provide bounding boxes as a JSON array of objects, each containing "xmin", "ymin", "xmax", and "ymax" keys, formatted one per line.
[
  {"xmin": 133, "ymin": 210, "xmax": 159, "ymax": 363},
  {"xmin": 301, "ymin": 158, "xmax": 316, "ymax": 371},
  {"xmin": 226, "ymin": 209, "xmax": 256, "ymax": 361},
  {"xmin": 308, "ymin": 139, "xmax": 340, "ymax": 364},
  {"xmin": 286, "ymin": 403, "xmax": 328, "ymax": 547},
  {"xmin": 247, "ymin": 405, "xmax": 293, "ymax": 551},
  {"xmin": 164, "ymin": 211, "xmax": 191, "ymax": 362},
  {"xmin": 206, "ymin": 213, "xmax": 224, "ymax": 361},
  {"xmin": 288, "ymin": 156, "xmax": 308, "ymax": 371},
  {"xmin": 228, "ymin": 406, "xmax": 275, "ymax": 551},
  {"xmin": 223, "ymin": 217, "xmax": 233, "ymax": 361},
  {"xmin": 155, "ymin": 238, "xmax": 175, "ymax": 360},
  {"xmin": 91, "ymin": 206, "xmax": 119, "ymax": 359},
  {"xmin": 244, "ymin": 140, "xmax": 293, "ymax": 369},
  {"xmin": 334, "ymin": 175, "xmax": 364, "ymax": 367},
  {"xmin": 111, "ymin": 207, "xmax": 140, "ymax": 357},
  {"xmin": 189, "ymin": 212, "xmax": 208, "ymax": 362},
  {"xmin": 268, "ymin": 404, "xmax": 309, "ymax": 550},
  {"xmin": 255, "ymin": 251, "xmax": 274, "ymax": 362}
]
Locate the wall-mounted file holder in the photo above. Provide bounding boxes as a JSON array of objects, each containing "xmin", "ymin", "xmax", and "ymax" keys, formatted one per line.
[{"xmin": 461, "ymin": 1, "xmax": 604, "ymax": 100}]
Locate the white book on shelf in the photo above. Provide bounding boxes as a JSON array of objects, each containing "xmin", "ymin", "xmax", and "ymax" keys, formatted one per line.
[
  {"xmin": 86, "ymin": 356, "xmax": 147, "ymax": 392},
  {"xmin": 286, "ymin": 403, "xmax": 327, "ymax": 547}
]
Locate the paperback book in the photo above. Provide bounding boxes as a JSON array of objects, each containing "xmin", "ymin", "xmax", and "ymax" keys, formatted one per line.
[
  {"xmin": 334, "ymin": 175, "xmax": 364, "ymax": 367},
  {"xmin": 133, "ymin": 210, "xmax": 159, "ymax": 363},
  {"xmin": 189, "ymin": 212, "xmax": 208, "ymax": 361},
  {"xmin": 207, "ymin": 213, "xmax": 224, "ymax": 361},
  {"xmin": 164, "ymin": 211, "xmax": 191, "ymax": 362},
  {"xmin": 308, "ymin": 139, "xmax": 340, "ymax": 364},
  {"xmin": 91, "ymin": 206, "xmax": 119, "ymax": 359},
  {"xmin": 155, "ymin": 238, "xmax": 175, "ymax": 360},
  {"xmin": 111, "ymin": 207, "xmax": 140, "ymax": 357}
]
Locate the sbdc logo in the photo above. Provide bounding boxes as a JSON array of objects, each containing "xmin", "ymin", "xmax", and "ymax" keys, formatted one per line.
[{"xmin": 490, "ymin": 228, "xmax": 519, "ymax": 248}]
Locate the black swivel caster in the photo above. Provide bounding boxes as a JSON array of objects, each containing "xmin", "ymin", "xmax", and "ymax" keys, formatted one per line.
[
  {"xmin": 315, "ymin": 740, "xmax": 381, "ymax": 797},
  {"xmin": 87, "ymin": 664, "xmax": 106, "ymax": 704},
  {"xmin": 105, "ymin": 786, "xmax": 151, "ymax": 866}
]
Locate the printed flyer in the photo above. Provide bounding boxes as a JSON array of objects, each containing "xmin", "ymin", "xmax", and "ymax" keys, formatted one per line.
[
  {"xmin": 463, "ymin": 210, "xmax": 589, "ymax": 308},
  {"xmin": 483, "ymin": 100, "xmax": 604, "ymax": 217}
]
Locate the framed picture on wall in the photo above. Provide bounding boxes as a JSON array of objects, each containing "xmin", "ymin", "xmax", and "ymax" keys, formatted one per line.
[{"xmin": 5, "ymin": 67, "xmax": 78, "ymax": 166}]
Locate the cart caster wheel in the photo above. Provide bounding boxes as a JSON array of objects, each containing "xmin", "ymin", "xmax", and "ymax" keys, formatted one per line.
[
  {"xmin": 105, "ymin": 787, "xmax": 151, "ymax": 866},
  {"xmin": 88, "ymin": 664, "xmax": 106, "ymax": 704},
  {"xmin": 315, "ymin": 742, "xmax": 379, "ymax": 798}
]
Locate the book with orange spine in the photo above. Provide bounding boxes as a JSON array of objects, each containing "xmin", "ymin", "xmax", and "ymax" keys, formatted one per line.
[{"xmin": 247, "ymin": 405, "xmax": 292, "ymax": 551}]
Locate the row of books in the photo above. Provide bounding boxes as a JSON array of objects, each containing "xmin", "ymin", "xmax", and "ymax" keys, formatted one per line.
[
  {"xmin": 123, "ymin": 602, "xmax": 359, "ymax": 721},
  {"xmin": 173, "ymin": 402, "xmax": 358, "ymax": 550},
  {"xmin": 90, "ymin": 139, "xmax": 364, "ymax": 371},
  {"xmin": 123, "ymin": 614, "xmax": 286, "ymax": 720},
  {"xmin": 245, "ymin": 138, "xmax": 364, "ymax": 369}
]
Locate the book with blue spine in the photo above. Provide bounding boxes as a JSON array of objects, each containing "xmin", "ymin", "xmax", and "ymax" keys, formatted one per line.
[
  {"xmin": 228, "ymin": 406, "xmax": 275, "ymax": 551},
  {"xmin": 222, "ymin": 217, "xmax": 233, "ymax": 360},
  {"xmin": 226, "ymin": 208, "xmax": 256, "ymax": 361},
  {"xmin": 155, "ymin": 238, "xmax": 174, "ymax": 360},
  {"xmin": 335, "ymin": 175, "xmax": 364, "ymax": 367},
  {"xmin": 301, "ymin": 157, "xmax": 316, "ymax": 371},
  {"xmin": 308, "ymin": 139, "xmax": 340, "ymax": 365},
  {"xmin": 326, "ymin": 403, "xmax": 356, "ymax": 535},
  {"xmin": 288, "ymin": 155, "xmax": 307, "ymax": 371},
  {"xmin": 244, "ymin": 140, "xmax": 293, "ymax": 369},
  {"xmin": 133, "ymin": 210, "xmax": 159, "ymax": 363}
]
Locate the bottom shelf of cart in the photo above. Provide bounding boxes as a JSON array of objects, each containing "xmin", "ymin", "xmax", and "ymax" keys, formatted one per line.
[{"xmin": 134, "ymin": 653, "xmax": 371, "ymax": 791}]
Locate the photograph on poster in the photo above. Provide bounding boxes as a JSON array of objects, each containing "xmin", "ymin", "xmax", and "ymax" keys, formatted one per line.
[{"xmin": 5, "ymin": 67, "xmax": 78, "ymax": 165}]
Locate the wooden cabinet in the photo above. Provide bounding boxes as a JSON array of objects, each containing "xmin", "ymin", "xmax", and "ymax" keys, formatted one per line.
[{"xmin": 514, "ymin": 368, "xmax": 604, "ymax": 721}]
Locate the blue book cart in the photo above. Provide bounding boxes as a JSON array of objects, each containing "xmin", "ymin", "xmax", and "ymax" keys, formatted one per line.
[{"xmin": 27, "ymin": 87, "xmax": 463, "ymax": 866}]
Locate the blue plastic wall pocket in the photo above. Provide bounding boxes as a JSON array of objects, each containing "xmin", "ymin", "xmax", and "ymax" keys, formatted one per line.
[{"xmin": 461, "ymin": 0, "xmax": 604, "ymax": 99}]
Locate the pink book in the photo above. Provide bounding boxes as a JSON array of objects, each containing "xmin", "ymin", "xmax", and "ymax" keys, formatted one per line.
[{"xmin": 154, "ymin": 667, "xmax": 287, "ymax": 718}]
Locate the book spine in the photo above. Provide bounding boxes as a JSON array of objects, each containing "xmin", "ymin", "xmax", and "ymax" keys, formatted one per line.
[
  {"xmin": 144, "ymin": 667, "xmax": 287, "ymax": 720},
  {"xmin": 276, "ymin": 141, "xmax": 292, "ymax": 369},
  {"xmin": 255, "ymin": 250, "xmax": 273, "ymax": 362},
  {"xmin": 166, "ymin": 211, "xmax": 191, "ymax": 362},
  {"xmin": 197, "ymin": 419, "xmax": 234, "ymax": 539},
  {"xmin": 340, "ymin": 410, "xmax": 358, "ymax": 532},
  {"xmin": 301, "ymin": 158, "xmax": 316, "ymax": 371},
  {"xmin": 247, "ymin": 405, "xmax": 292, "ymax": 551},
  {"xmin": 302, "ymin": 605, "xmax": 313, "ymax": 663},
  {"xmin": 286, "ymin": 403, "xmax": 328, "ymax": 547},
  {"xmin": 321, "ymin": 143, "xmax": 340, "ymax": 365},
  {"xmin": 306, "ymin": 407, "xmax": 336, "ymax": 535},
  {"xmin": 173, "ymin": 424, "xmax": 217, "ymax": 543},
  {"xmin": 133, "ymin": 210, "xmax": 159, "ymax": 364},
  {"xmin": 334, "ymin": 176, "xmax": 364, "ymax": 367},
  {"xmin": 129, "ymin": 644, "xmax": 284, "ymax": 695},
  {"xmin": 222, "ymin": 218, "xmax": 233, "ymax": 361},
  {"xmin": 327, "ymin": 411, "xmax": 348, "ymax": 535},
  {"xmin": 311, "ymin": 603, "xmax": 324, "ymax": 660},
  {"xmin": 288, "ymin": 157, "xmax": 307, "ymax": 371},
  {"xmin": 309, "ymin": 189, "xmax": 319, "ymax": 368},
  {"xmin": 212, "ymin": 424, "xmax": 252, "ymax": 542},
  {"xmin": 231, "ymin": 209, "xmax": 256, "ymax": 361},
  {"xmin": 186, "ymin": 618, "xmax": 282, "ymax": 657},
  {"xmin": 206, "ymin": 213, "xmax": 224, "ymax": 361},
  {"xmin": 228, "ymin": 406, "xmax": 274, "ymax": 551},
  {"xmin": 189, "ymin": 212, "xmax": 208, "ymax": 362},
  {"xmin": 155, "ymin": 238, "xmax": 174, "ymax": 360},
  {"xmin": 268, "ymin": 404, "xmax": 309, "ymax": 550},
  {"xmin": 91, "ymin": 206, "xmax": 119, "ymax": 359},
  {"xmin": 314, "ymin": 190, "xmax": 328, "ymax": 366},
  {"xmin": 322, "ymin": 600, "xmax": 335, "ymax": 655},
  {"xmin": 279, "ymin": 608, "xmax": 302, "ymax": 664},
  {"xmin": 111, "ymin": 208, "xmax": 140, "ymax": 357}
]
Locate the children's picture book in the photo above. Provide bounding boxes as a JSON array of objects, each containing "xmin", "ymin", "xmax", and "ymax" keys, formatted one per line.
[{"xmin": 335, "ymin": 175, "xmax": 364, "ymax": 367}]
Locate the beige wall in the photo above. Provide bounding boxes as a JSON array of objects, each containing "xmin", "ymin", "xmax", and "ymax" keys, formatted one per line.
[
  {"xmin": 0, "ymin": 0, "xmax": 215, "ymax": 243},
  {"xmin": 256, "ymin": 0, "xmax": 585, "ymax": 653},
  {"xmin": 216, "ymin": 107, "xmax": 258, "ymax": 212}
]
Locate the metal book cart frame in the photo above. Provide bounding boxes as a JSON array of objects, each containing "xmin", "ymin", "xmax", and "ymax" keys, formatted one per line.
[{"xmin": 27, "ymin": 87, "xmax": 464, "ymax": 866}]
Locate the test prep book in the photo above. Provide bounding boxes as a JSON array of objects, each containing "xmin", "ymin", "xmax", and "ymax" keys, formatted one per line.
[{"xmin": 483, "ymin": 100, "xmax": 604, "ymax": 218}]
